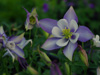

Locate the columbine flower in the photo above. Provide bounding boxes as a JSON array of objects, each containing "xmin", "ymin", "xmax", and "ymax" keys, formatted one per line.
[
  {"xmin": 93, "ymin": 35, "xmax": 100, "ymax": 47},
  {"xmin": 24, "ymin": 8, "xmax": 39, "ymax": 31},
  {"xmin": 39, "ymin": 6, "xmax": 94, "ymax": 61},
  {"xmin": 3, "ymin": 33, "xmax": 32, "ymax": 69}
]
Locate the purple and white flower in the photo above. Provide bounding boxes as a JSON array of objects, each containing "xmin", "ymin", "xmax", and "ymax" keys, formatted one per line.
[
  {"xmin": 3, "ymin": 33, "xmax": 32, "ymax": 69},
  {"xmin": 39, "ymin": 6, "xmax": 94, "ymax": 61},
  {"xmin": 24, "ymin": 8, "xmax": 39, "ymax": 31}
]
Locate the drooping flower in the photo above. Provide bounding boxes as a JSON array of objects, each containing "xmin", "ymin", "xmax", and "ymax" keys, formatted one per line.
[
  {"xmin": 39, "ymin": 6, "xmax": 94, "ymax": 61},
  {"xmin": 24, "ymin": 8, "xmax": 39, "ymax": 31},
  {"xmin": 93, "ymin": 35, "xmax": 100, "ymax": 47},
  {"xmin": 3, "ymin": 33, "xmax": 32, "ymax": 69},
  {"xmin": 43, "ymin": 3, "xmax": 49, "ymax": 12}
]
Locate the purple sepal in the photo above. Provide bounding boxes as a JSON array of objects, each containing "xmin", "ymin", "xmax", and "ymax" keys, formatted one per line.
[
  {"xmin": 63, "ymin": 6, "xmax": 78, "ymax": 23},
  {"xmin": 39, "ymin": 18, "xmax": 57, "ymax": 34},
  {"xmin": 76, "ymin": 26, "xmax": 94, "ymax": 42}
]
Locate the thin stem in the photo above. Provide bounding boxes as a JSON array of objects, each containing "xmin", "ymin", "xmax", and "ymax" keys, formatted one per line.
[
  {"xmin": 29, "ymin": 30, "xmax": 31, "ymax": 39},
  {"xmin": 82, "ymin": 42, "xmax": 84, "ymax": 48}
]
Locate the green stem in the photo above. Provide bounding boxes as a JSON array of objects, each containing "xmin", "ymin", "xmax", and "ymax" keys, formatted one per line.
[
  {"xmin": 82, "ymin": 42, "xmax": 84, "ymax": 48},
  {"xmin": 84, "ymin": 67, "xmax": 87, "ymax": 75},
  {"xmin": 89, "ymin": 40, "xmax": 93, "ymax": 61},
  {"xmin": 9, "ymin": 28, "xmax": 11, "ymax": 36},
  {"xmin": 35, "ymin": 27, "xmax": 38, "ymax": 38},
  {"xmin": 29, "ymin": 30, "xmax": 31, "ymax": 39}
]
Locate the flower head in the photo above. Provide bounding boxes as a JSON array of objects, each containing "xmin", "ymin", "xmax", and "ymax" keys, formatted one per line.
[
  {"xmin": 24, "ymin": 8, "xmax": 39, "ymax": 31},
  {"xmin": 3, "ymin": 32, "xmax": 32, "ymax": 69},
  {"xmin": 39, "ymin": 6, "xmax": 94, "ymax": 61}
]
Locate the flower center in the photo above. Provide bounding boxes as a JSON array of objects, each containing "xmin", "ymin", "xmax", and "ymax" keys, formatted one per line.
[
  {"xmin": 29, "ymin": 16, "xmax": 36, "ymax": 25},
  {"xmin": 62, "ymin": 27, "xmax": 72, "ymax": 39},
  {"xmin": 6, "ymin": 41, "xmax": 15, "ymax": 50}
]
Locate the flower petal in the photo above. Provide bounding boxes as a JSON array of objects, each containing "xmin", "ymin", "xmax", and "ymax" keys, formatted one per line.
[
  {"xmin": 39, "ymin": 18, "xmax": 57, "ymax": 34},
  {"xmin": 5, "ymin": 49, "xmax": 16, "ymax": 62},
  {"xmin": 57, "ymin": 19, "xmax": 68, "ymax": 30},
  {"xmin": 11, "ymin": 45, "xmax": 25, "ymax": 58},
  {"xmin": 52, "ymin": 27, "xmax": 62, "ymax": 38},
  {"xmin": 41, "ymin": 37, "xmax": 61, "ymax": 50},
  {"xmin": 0, "ymin": 26, "xmax": 6, "ymax": 37},
  {"xmin": 18, "ymin": 38, "xmax": 32, "ymax": 49},
  {"xmin": 9, "ymin": 33, "xmax": 25, "ymax": 44},
  {"xmin": 69, "ymin": 20, "xmax": 78, "ymax": 32},
  {"xmin": 69, "ymin": 33, "xmax": 79, "ymax": 43},
  {"xmin": 76, "ymin": 26, "xmax": 94, "ymax": 42},
  {"xmin": 0, "ymin": 26, "xmax": 4, "ymax": 34},
  {"xmin": 63, "ymin": 6, "xmax": 78, "ymax": 23},
  {"xmin": 63, "ymin": 42, "xmax": 77, "ymax": 61},
  {"xmin": 56, "ymin": 39, "xmax": 69, "ymax": 47}
]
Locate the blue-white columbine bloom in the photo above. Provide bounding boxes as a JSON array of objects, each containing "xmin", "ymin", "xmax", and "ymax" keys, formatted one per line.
[
  {"xmin": 39, "ymin": 6, "xmax": 94, "ymax": 61},
  {"xmin": 3, "ymin": 33, "xmax": 32, "ymax": 69}
]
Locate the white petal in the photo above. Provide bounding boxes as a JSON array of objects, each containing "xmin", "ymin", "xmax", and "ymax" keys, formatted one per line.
[
  {"xmin": 52, "ymin": 27, "xmax": 62, "ymax": 38},
  {"xmin": 0, "ymin": 26, "xmax": 4, "ymax": 34},
  {"xmin": 7, "ymin": 49, "xmax": 15, "ymax": 62},
  {"xmin": 70, "ymin": 33, "xmax": 79, "ymax": 43},
  {"xmin": 2, "ymin": 51, "xmax": 9, "ymax": 57},
  {"xmin": 57, "ymin": 19, "xmax": 69, "ymax": 30},
  {"xmin": 18, "ymin": 38, "xmax": 32, "ymax": 49},
  {"xmin": 56, "ymin": 39, "xmax": 69, "ymax": 47},
  {"xmin": 96, "ymin": 35, "xmax": 99, "ymax": 41},
  {"xmin": 69, "ymin": 20, "xmax": 78, "ymax": 32}
]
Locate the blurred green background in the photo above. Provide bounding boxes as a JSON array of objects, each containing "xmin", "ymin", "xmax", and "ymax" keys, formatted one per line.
[
  {"xmin": 0, "ymin": 0, "xmax": 100, "ymax": 35},
  {"xmin": 0, "ymin": 0, "xmax": 100, "ymax": 75}
]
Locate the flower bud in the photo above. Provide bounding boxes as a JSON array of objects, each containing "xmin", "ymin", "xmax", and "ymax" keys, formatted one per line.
[
  {"xmin": 38, "ymin": 50, "xmax": 52, "ymax": 67},
  {"xmin": 64, "ymin": 62, "xmax": 71, "ymax": 75},
  {"xmin": 27, "ymin": 66, "xmax": 39, "ymax": 75},
  {"xmin": 79, "ymin": 47, "xmax": 89, "ymax": 67}
]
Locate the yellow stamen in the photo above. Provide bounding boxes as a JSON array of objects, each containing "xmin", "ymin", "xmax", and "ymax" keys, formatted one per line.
[{"xmin": 62, "ymin": 27, "xmax": 72, "ymax": 39}]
